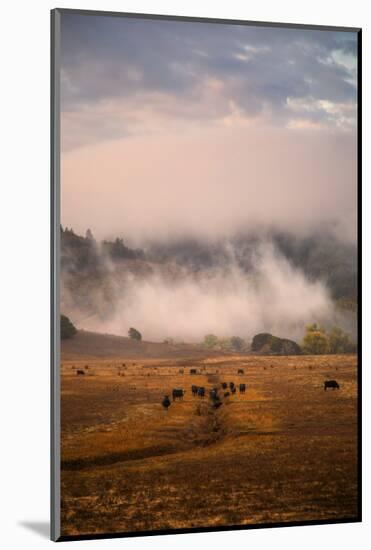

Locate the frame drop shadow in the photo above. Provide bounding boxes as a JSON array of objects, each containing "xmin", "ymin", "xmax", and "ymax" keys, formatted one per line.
[{"xmin": 19, "ymin": 521, "xmax": 49, "ymax": 539}]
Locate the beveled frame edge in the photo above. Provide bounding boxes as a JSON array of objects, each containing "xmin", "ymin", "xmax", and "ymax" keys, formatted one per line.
[
  {"xmin": 54, "ymin": 7, "xmax": 361, "ymax": 32},
  {"xmin": 51, "ymin": 8, "xmax": 61, "ymax": 542}
]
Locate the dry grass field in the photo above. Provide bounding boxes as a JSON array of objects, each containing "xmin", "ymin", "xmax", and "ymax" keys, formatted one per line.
[{"xmin": 60, "ymin": 352, "xmax": 358, "ymax": 536}]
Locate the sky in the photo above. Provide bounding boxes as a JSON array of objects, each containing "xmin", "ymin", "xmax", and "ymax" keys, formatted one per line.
[{"xmin": 60, "ymin": 12, "xmax": 358, "ymax": 245}]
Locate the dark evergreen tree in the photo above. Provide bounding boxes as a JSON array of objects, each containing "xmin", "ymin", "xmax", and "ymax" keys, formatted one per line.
[{"xmin": 61, "ymin": 314, "xmax": 77, "ymax": 339}]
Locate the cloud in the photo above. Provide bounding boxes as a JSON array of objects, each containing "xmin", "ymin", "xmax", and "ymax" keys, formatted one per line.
[
  {"xmin": 61, "ymin": 122, "xmax": 357, "ymax": 244},
  {"xmin": 60, "ymin": 13, "xmax": 358, "ymax": 150}
]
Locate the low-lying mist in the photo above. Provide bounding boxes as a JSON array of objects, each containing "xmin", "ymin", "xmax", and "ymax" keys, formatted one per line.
[{"xmin": 61, "ymin": 239, "xmax": 344, "ymax": 344}]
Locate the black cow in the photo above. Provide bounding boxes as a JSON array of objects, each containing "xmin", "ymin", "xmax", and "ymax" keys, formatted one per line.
[
  {"xmin": 162, "ymin": 396, "xmax": 171, "ymax": 410},
  {"xmin": 210, "ymin": 390, "xmax": 221, "ymax": 408},
  {"xmin": 229, "ymin": 382, "xmax": 235, "ymax": 390},
  {"xmin": 237, "ymin": 369, "xmax": 244, "ymax": 375},
  {"xmin": 191, "ymin": 384, "xmax": 198, "ymax": 396},
  {"xmin": 172, "ymin": 388, "xmax": 186, "ymax": 401},
  {"xmin": 197, "ymin": 387, "xmax": 205, "ymax": 399},
  {"xmin": 231, "ymin": 387, "xmax": 237, "ymax": 395},
  {"xmin": 221, "ymin": 382, "xmax": 228, "ymax": 390},
  {"xmin": 76, "ymin": 369, "xmax": 85, "ymax": 376},
  {"xmin": 239, "ymin": 383, "xmax": 246, "ymax": 394},
  {"xmin": 324, "ymin": 380, "xmax": 340, "ymax": 391},
  {"xmin": 209, "ymin": 388, "xmax": 219, "ymax": 401},
  {"xmin": 190, "ymin": 369, "xmax": 197, "ymax": 375}
]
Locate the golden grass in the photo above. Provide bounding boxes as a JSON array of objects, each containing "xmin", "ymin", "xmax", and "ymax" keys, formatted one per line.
[{"xmin": 60, "ymin": 354, "xmax": 358, "ymax": 536}]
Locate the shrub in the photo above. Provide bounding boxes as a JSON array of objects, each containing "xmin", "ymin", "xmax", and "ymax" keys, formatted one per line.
[
  {"xmin": 203, "ymin": 334, "xmax": 219, "ymax": 349},
  {"xmin": 251, "ymin": 333, "xmax": 301, "ymax": 355},
  {"xmin": 128, "ymin": 327, "xmax": 142, "ymax": 341},
  {"xmin": 328, "ymin": 326, "xmax": 356, "ymax": 353},
  {"xmin": 230, "ymin": 336, "xmax": 245, "ymax": 352},
  {"xmin": 302, "ymin": 330, "xmax": 329, "ymax": 355}
]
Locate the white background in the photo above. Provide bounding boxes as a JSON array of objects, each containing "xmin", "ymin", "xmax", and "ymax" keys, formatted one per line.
[{"xmin": 0, "ymin": 0, "xmax": 368, "ymax": 548}]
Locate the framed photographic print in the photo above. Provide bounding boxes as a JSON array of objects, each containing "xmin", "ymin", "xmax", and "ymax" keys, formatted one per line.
[{"xmin": 51, "ymin": 8, "xmax": 361, "ymax": 542}]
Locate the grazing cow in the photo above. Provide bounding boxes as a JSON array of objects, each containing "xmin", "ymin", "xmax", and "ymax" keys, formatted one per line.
[
  {"xmin": 231, "ymin": 387, "xmax": 237, "ymax": 395},
  {"xmin": 224, "ymin": 391, "xmax": 230, "ymax": 398},
  {"xmin": 190, "ymin": 369, "xmax": 197, "ymax": 375},
  {"xmin": 237, "ymin": 369, "xmax": 244, "ymax": 375},
  {"xmin": 239, "ymin": 383, "xmax": 246, "ymax": 394},
  {"xmin": 197, "ymin": 387, "xmax": 205, "ymax": 399},
  {"xmin": 229, "ymin": 382, "xmax": 235, "ymax": 390},
  {"xmin": 324, "ymin": 380, "xmax": 340, "ymax": 391},
  {"xmin": 162, "ymin": 396, "xmax": 171, "ymax": 410},
  {"xmin": 211, "ymin": 392, "xmax": 221, "ymax": 408},
  {"xmin": 172, "ymin": 388, "xmax": 186, "ymax": 401},
  {"xmin": 191, "ymin": 384, "xmax": 198, "ymax": 397},
  {"xmin": 221, "ymin": 382, "xmax": 228, "ymax": 390},
  {"xmin": 76, "ymin": 369, "xmax": 85, "ymax": 376},
  {"xmin": 209, "ymin": 388, "xmax": 219, "ymax": 401}
]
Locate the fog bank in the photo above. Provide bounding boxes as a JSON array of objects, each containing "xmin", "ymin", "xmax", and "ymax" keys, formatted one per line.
[{"xmin": 62, "ymin": 241, "xmax": 338, "ymax": 343}]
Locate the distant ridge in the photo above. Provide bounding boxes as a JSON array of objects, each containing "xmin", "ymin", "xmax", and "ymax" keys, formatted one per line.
[{"xmin": 61, "ymin": 330, "xmax": 214, "ymax": 360}]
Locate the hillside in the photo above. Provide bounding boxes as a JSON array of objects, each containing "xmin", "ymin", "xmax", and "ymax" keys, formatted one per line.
[
  {"xmin": 61, "ymin": 227, "xmax": 357, "ymax": 304},
  {"xmin": 61, "ymin": 330, "xmax": 213, "ymax": 360},
  {"xmin": 60, "ymin": 226, "xmax": 357, "ymax": 341}
]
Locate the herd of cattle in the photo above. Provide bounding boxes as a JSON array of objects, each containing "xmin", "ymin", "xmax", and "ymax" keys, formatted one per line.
[
  {"xmin": 161, "ymin": 381, "xmax": 246, "ymax": 411},
  {"xmin": 161, "ymin": 378, "xmax": 340, "ymax": 410},
  {"xmin": 72, "ymin": 364, "xmax": 340, "ymax": 404}
]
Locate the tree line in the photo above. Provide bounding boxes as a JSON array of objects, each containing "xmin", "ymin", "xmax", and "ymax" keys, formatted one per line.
[
  {"xmin": 60, "ymin": 314, "xmax": 356, "ymax": 355},
  {"xmin": 202, "ymin": 325, "xmax": 356, "ymax": 355}
]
